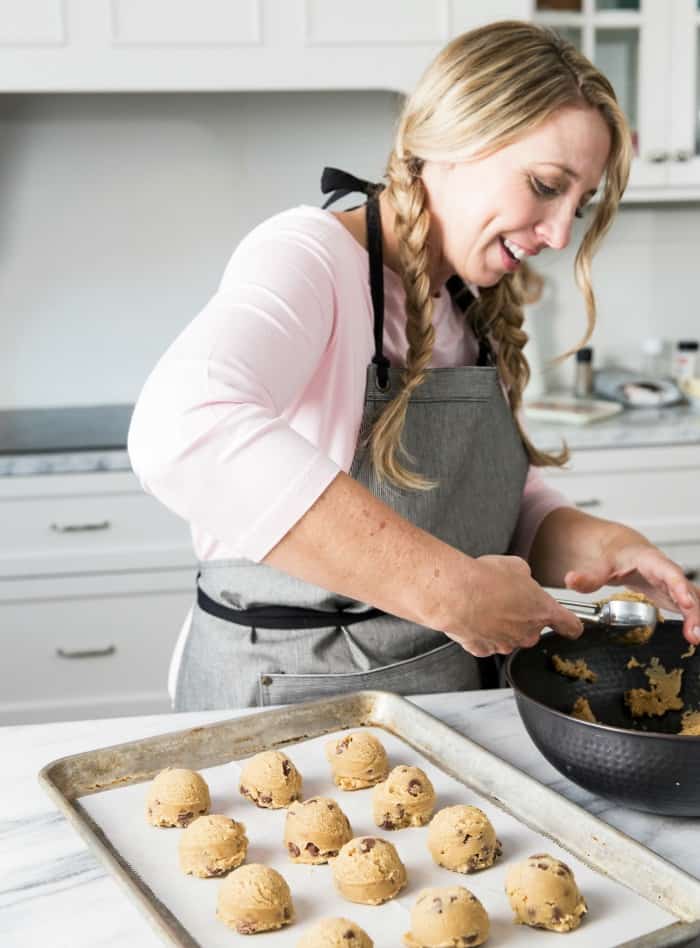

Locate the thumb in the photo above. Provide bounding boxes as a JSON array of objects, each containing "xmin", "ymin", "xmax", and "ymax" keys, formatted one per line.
[{"xmin": 565, "ymin": 567, "xmax": 610, "ymax": 594}]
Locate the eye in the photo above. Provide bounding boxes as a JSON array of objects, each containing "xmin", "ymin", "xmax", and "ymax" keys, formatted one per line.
[{"xmin": 530, "ymin": 176, "xmax": 559, "ymax": 198}]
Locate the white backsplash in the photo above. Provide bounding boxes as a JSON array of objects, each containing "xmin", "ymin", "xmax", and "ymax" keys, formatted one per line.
[{"xmin": 1, "ymin": 91, "xmax": 698, "ymax": 409}]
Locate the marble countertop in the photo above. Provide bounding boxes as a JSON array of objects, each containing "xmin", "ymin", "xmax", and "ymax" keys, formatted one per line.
[
  {"xmin": 2, "ymin": 689, "xmax": 700, "ymax": 947},
  {"xmin": 1, "ymin": 404, "xmax": 700, "ymax": 477}
]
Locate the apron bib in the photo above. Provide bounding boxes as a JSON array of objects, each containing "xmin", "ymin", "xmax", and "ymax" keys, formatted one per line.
[{"xmin": 174, "ymin": 168, "xmax": 528, "ymax": 709}]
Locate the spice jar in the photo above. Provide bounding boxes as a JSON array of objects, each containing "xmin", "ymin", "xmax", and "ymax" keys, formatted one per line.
[
  {"xmin": 574, "ymin": 346, "xmax": 593, "ymax": 398},
  {"xmin": 672, "ymin": 340, "xmax": 698, "ymax": 382}
]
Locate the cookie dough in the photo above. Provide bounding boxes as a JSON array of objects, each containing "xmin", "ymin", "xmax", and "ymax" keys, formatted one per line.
[
  {"xmin": 297, "ymin": 918, "xmax": 374, "ymax": 947},
  {"xmin": 178, "ymin": 814, "xmax": 248, "ymax": 878},
  {"xmin": 372, "ymin": 765, "xmax": 436, "ymax": 830},
  {"xmin": 552, "ymin": 654, "xmax": 597, "ymax": 682},
  {"xmin": 679, "ymin": 710, "xmax": 700, "ymax": 735},
  {"xmin": 404, "ymin": 887, "xmax": 490, "ymax": 948},
  {"xmin": 146, "ymin": 768, "xmax": 210, "ymax": 827},
  {"xmin": 331, "ymin": 836, "xmax": 407, "ymax": 905},
  {"xmin": 627, "ymin": 656, "xmax": 642, "ymax": 669},
  {"xmin": 217, "ymin": 864, "xmax": 294, "ymax": 935},
  {"xmin": 570, "ymin": 696, "xmax": 597, "ymax": 723},
  {"xmin": 239, "ymin": 750, "xmax": 302, "ymax": 808},
  {"xmin": 285, "ymin": 796, "xmax": 353, "ymax": 864},
  {"xmin": 505, "ymin": 853, "xmax": 587, "ymax": 933},
  {"xmin": 427, "ymin": 805, "xmax": 502, "ymax": 874},
  {"xmin": 326, "ymin": 731, "xmax": 389, "ymax": 790},
  {"xmin": 625, "ymin": 657, "xmax": 684, "ymax": 717},
  {"xmin": 681, "ymin": 644, "xmax": 697, "ymax": 659}
]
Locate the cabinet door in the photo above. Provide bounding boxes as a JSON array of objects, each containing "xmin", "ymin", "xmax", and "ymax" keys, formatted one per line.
[
  {"xmin": 534, "ymin": 0, "xmax": 668, "ymax": 191},
  {"xmin": 0, "ymin": 569, "xmax": 193, "ymax": 724},
  {"xmin": 667, "ymin": 0, "xmax": 700, "ymax": 188}
]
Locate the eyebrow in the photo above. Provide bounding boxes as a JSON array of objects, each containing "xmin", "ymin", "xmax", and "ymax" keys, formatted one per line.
[{"xmin": 540, "ymin": 162, "xmax": 599, "ymax": 198}]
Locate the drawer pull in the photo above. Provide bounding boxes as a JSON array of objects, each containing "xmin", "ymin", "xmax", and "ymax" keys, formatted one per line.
[
  {"xmin": 50, "ymin": 519, "xmax": 112, "ymax": 534},
  {"xmin": 574, "ymin": 499, "xmax": 602, "ymax": 509},
  {"xmin": 684, "ymin": 569, "xmax": 699, "ymax": 582},
  {"xmin": 56, "ymin": 645, "xmax": 117, "ymax": 660}
]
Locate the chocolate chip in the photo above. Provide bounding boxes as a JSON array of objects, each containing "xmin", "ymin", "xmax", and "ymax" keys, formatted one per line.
[
  {"xmin": 552, "ymin": 906, "xmax": 563, "ymax": 922},
  {"xmin": 465, "ymin": 935, "xmax": 479, "ymax": 945},
  {"xmin": 326, "ymin": 849, "xmax": 339, "ymax": 858},
  {"xmin": 283, "ymin": 906, "xmax": 291, "ymax": 920},
  {"xmin": 343, "ymin": 933, "xmax": 356, "ymax": 941},
  {"xmin": 305, "ymin": 842, "xmax": 320, "ymax": 856},
  {"xmin": 287, "ymin": 842, "xmax": 301, "ymax": 857},
  {"xmin": 558, "ymin": 861, "xmax": 572, "ymax": 875},
  {"xmin": 407, "ymin": 779, "xmax": 422, "ymax": 796},
  {"xmin": 306, "ymin": 797, "xmax": 318, "ymax": 805},
  {"xmin": 281, "ymin": 759, "xmax": 291, "ymax": 777},
  {"xmin": 449, "ymin": 895, "xmax": 458, "ymax": 903},
  {"xmin": 154, "ymin": 799, "xmax": 160, "ymax": 805},
  {"xmin": 336, "ymin": 737, "xmax": 351, "ymax": 754},
  {"xmin": 236, "ymin": 922, "xmax": 258, "ymax": 934},
  {"xmin": 432, "ymin": 897, "xmax": 443, "ymax": 914},
  {"xmin": 259, "ymin": 794, "xmax": 272, "ymax": 805},
  {"xmin": 177, "ymin": 811, "xmax": 194, "ymax": 825},
  {"xmin": 207, "ymin": 866, "xmax": 228, "ymax": 877},
  {"xmin": 536, "ymin": 862, "xmax": 549, "ymax": 870},
  {"xmin": 527, "ymin": 907, "xmax": 537, "ymax": 919},
  {"xmin": 463, "ymin": 833, "xmax": 472, "ymax": 843},
  {"xmin": 240, "ymin": 785, "xmax": 250, "ymax": 797},
  {"xmin": 327, "ymin": 803, "xmax": 335, "ymax": 810},
  {"xmin": 360, "ymin": 837, "xmax": 376, "ymax": 852},
  {"xmin": 380, "ymin": 818, "xmax": 395, "ymax": 830}
]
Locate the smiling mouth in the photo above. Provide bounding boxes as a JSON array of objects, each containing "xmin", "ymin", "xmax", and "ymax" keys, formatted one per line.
[{"xmin": 500, "ymin": 236, "xmax": 527, "ymax": 263}]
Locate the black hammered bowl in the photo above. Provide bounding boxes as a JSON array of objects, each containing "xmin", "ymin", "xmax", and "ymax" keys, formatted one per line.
[{"xmin": 505, "ymin": 619, "xmax": 700, "ymax": 816}]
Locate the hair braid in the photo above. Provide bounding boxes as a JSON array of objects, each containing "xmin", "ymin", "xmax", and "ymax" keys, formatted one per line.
[{"xmin": 367, "ymin": 151, "xmax": 438, "ymax": 489}]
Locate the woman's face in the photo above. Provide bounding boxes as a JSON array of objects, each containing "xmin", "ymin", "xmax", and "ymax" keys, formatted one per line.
[{"xmin": 422, "ymin": 104, "xmax": 612, "ymax": 288}]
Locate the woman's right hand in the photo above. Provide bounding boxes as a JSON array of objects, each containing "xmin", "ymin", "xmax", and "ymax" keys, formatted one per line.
[{"xmin": 440, "ymin": 554, "xmax": 583, "ymax": 657}]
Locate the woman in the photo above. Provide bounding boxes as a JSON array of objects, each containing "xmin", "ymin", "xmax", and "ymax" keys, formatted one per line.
[{"xmin": 128, "ymin": 21, "xmax": 700, "ymax": 710}]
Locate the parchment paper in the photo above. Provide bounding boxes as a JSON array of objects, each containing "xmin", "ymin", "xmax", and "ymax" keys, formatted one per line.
[{"xmin": 81, "ymin": 727, "xmax": 678, "ymax": 946}]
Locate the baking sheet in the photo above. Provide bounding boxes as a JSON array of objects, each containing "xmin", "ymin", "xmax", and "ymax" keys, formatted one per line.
[{"xmin": 78, "ymin": 726, "xmax": 679, "ymax": 947}]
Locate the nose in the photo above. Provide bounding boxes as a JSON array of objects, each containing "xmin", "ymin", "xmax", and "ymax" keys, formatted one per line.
[{"xmin": 534, "ymin": 204, "xmax": 575, "ymax": 251}]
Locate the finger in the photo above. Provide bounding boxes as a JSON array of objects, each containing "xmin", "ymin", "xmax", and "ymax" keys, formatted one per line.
[
  {"xmin": 548, "ymin": 605, "xmax": 584, "ymax": 640},
  {"xmin": 564, "ymin": 568, "xmax": 611, "ymax": 594}
]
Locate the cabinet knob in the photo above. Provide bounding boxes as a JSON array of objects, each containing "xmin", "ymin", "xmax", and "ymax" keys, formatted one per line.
[
  {"xmin": 574, "ymin": 498, "xmax": 602, "ymax": 509},
  {"xmin": 50, "ymin": 519, "xmax": 111, "ymax": 533},
  {"xmin": 56, "ymin": 645, "xmax": 117, "ymax": 659},
  {"xmin": 646, "ymin": 150, "xmax": 670, "ymax": 163},
  {"xmin": 674, "ymin": 150, "xmax": 693, "ymax": 163}
]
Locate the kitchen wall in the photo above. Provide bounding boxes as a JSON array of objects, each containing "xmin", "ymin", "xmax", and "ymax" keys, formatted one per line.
[{"xmin": 1, "ymin": 90, "xmax": 698, "ymax": 409}]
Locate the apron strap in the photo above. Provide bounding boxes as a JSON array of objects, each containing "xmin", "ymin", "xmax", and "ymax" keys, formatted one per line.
[{"xmin": 321, "ymin": 167, "xmax": 391, "ymax": 390}]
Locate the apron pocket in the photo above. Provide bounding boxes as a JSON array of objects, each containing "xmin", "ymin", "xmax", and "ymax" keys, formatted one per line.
[{"xmin": 258, "ymin": 639, "xmax": 480, "ymax": 707}]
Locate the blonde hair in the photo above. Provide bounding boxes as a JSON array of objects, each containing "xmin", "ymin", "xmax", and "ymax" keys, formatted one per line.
[{"xmin": 369, "ymin": 20, "xmax": 632, "ymax": 489}]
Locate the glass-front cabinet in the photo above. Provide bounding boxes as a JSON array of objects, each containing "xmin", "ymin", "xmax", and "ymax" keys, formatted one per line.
[{"xmin": 533, "ymin": 0, "xmax": 700, "ymax": 199}]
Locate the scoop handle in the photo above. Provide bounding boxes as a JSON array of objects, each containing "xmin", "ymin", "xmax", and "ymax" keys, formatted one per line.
[{"xmin": 554, "ymin": 598, "xmax": 602, "ymax": 624}]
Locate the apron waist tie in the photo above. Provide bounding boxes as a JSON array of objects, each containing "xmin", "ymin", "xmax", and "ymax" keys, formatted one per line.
[{"xmin": 197, "ymin": 582, "xmax": 386, "ymax": 630}]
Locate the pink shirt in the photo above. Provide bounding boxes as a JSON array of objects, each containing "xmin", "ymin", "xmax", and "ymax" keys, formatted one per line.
[{"xmin": 128, "ymin": 205, "xmax": 569, "ymax": 564}]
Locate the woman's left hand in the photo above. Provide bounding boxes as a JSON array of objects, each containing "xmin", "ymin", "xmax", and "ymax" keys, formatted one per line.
[{"xmin": 564, "ymin": 541, "xmax": 700, "ymax": 645}]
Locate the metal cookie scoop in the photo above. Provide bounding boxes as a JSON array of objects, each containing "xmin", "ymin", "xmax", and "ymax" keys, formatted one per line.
[{"xmin": 556, "ymin": 597, "xmax": 657, "ymax": 632}]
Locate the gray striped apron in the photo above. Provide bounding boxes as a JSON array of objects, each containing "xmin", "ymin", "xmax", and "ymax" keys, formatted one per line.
[{"xmin": 174, "ymin": 167, "xmax": 529, "ymax": 710}]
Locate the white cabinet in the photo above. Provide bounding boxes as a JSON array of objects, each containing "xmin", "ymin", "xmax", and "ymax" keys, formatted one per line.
[
  {"xmin": 541, "ymin": 443, "xmax": 700, "ymax": 576},
  {"xmin": 0, "ymin": 0, "xmax": 528, "ymax": 94},
  {"xmin": 0, "ymin": 470, "xmax": 196, "ymax": 724},
  {"xmin": 533, "ymin": 0, "xmax": 700, "ymax": 200}
]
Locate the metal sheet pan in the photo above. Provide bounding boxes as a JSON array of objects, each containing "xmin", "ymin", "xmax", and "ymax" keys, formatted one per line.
[{"xmin": 39, "ymin": 690, "xmax": 700, "ymax": 947}]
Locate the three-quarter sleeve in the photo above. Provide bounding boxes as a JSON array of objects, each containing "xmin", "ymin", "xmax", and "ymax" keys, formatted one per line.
[{"xmin": 128, "ymin": 217, "xmax": 356, "ymax": 562}]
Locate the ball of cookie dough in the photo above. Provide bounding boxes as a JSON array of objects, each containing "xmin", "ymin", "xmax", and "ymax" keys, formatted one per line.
[
  {"xmin": 297, "ymin": 917, "xmax": 374, "ymax": 948},
  {"xmin": 146, "ymin": 768, "xmax": 210, "ymax": 828},
  {"xmin": 239, "ymin": 750, "xmax": 302, "ymax": 808},
  {"xmin": 285, "ymin": 796, "xmax": 353, "ymax": 864},
  {"xmin": 505, "ymin": 853, "xmax": 587, "ymax": 932},
  {"xmin": 331, "ymin": 836, "xmax": 407, "ymax": 905},
  {"xmin": 325, "ymin": 731, "xmax": 389, "ymax": 790},
  {"xmin": 427, "ymin": 805, "xmax": 501, "ymax": 873},
  {"xmin": 404, "ymin": 887, "xmax": 490, "ymax": 948},
  {"xmin": 373, "ymin": 765, "xmax": 436, "ymax": 830},
  {"xmin": 217, "ymin": 864, "xmax": 294, "ymax": 935},
  {"xmin": 178, "ymin": 814, "xmax": 248, "ymax": 878}
]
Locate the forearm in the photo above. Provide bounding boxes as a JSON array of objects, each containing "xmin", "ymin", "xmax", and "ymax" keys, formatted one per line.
[
  {"xmin": 528, "ymin": 506, "xmax": 652, "ymax": 587},
  {"xmin": 263, "ymin": 471, "xmax": 471, "ymax": 629}
]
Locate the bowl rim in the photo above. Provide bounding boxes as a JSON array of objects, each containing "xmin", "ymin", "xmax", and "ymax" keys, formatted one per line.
[{"xmin": 504, "ymin": 646, "xmax": 700, "ymax": 742}]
